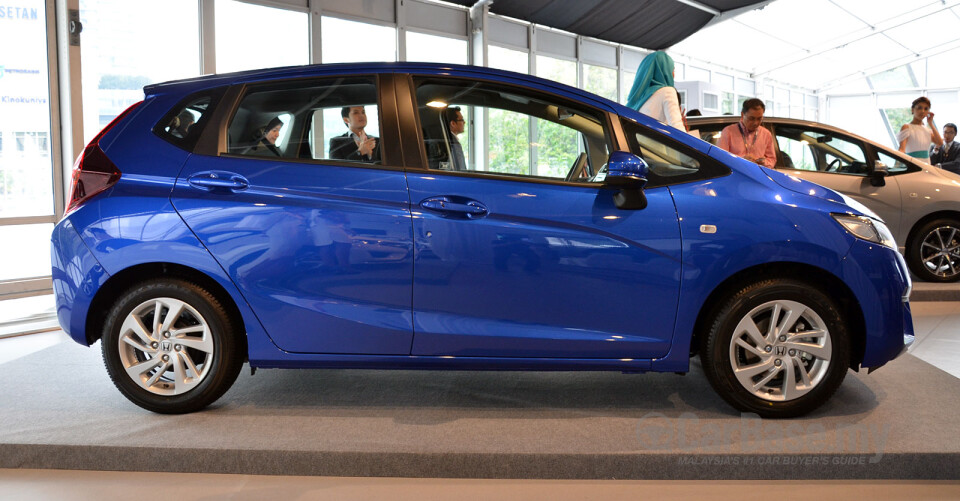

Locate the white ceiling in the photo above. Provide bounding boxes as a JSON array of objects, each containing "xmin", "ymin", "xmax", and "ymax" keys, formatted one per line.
[{"xmin": 669, "ymin": 0, "xmax": 960, "ymax": 92}]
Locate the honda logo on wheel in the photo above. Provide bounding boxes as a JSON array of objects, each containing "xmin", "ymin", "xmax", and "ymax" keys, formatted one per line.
[
  {"xmin": 775, "ymin": 346, "xmax": 786, "ymax": 356},
  {"xmin": 161, "ymin": 341, "xmax": 171, "ymax": 352}
]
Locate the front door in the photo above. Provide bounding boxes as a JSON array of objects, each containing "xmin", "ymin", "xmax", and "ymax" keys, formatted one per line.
[{"xmin": 404, "ymin": 76, "xmax": 682, "ymax": 359}]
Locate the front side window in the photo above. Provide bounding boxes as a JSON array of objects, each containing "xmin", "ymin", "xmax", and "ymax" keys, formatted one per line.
[
  {"xmin": 228, "ymin": 77, "xmax": 382, "ymax": 164},
  {"xmin": 413, "ymin": 77, "xmax": 611, "ymax": 182},
  {"xmin": 774, "ymin": 126, "xmax": 868, "ymax": 175}
]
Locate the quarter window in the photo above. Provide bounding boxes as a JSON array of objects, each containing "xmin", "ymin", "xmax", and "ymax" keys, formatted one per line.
[
  {"xmin": 620, "ymin": 118, "xmax": 724, "ymax": 187},
  {"xmin": 228, "ymin": 77, "xmax": 382, "ymax": 165}
]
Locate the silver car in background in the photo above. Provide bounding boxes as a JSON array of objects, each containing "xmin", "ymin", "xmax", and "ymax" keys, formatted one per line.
[{"xmin": 690, "ymin": 116, "xmax": 960, "ymax": 282}]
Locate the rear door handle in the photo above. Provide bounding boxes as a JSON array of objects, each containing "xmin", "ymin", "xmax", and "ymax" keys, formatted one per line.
[
  {"xmin": 188, "ymin": 172, "xmax": 249, "ymax": 191},
  {"xmin": 419, "ymin": 196, "xmax": 488, "ymax": 219}
]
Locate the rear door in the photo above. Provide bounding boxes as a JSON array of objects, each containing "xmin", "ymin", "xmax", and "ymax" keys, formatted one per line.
[{"xmin": 172, "ymin": 75, "xmax": 415, "ymax": 355}]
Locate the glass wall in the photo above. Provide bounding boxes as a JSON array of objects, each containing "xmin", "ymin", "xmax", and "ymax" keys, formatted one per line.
[
  {"xmin": 0, "ymin": 34, "xmax": 53, "ymax": 218},
  {"xmin": 215, "ymin": 0, "xmax": 309, "ymax": 73},
  {"xmin": 825, "ymin": 46, "xmax": 960, "ymax": 148},
  {"xmin": 583, "ymin": 64, "xmax": 617, "ymax": 101},
  {"xmin": 0, "ymin": 0, "xmax": 55, "ymax": 321},
  {"xmin": 79, "ymin": 0, "xmax": 200, "ymax": 143},
  {"xmin": 406, "ymin": 31, "xmax": 468, "ymax": 64},
  {"xmin": 322, "ymin": 16, "xmax": 397, "ymax": 63}
]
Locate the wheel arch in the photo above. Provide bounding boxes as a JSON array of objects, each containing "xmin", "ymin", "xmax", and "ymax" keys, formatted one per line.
[
  {"xmin": 85, "ymin": 262, "xmax": 248, "ymax": 357},
  {"xmin": 689, "ymin": 262, "xmax": 867, "ymax": 370}
]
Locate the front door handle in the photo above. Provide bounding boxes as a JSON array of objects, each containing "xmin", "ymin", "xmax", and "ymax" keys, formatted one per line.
[
  {"xmin": 419, "ymin": 196, "xmax": 488, "ymax": 219},
  {"xmin": 188, "ymin": 172, "xmax": 249, "ymax": 191}
]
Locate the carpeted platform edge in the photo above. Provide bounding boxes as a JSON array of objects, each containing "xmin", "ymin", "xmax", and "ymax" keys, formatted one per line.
[{"xmin": 2, "ymin": 445, "xmax": 958, "ymax": 480}]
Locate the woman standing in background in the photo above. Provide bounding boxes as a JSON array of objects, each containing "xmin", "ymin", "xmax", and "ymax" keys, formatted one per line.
[
  {"xmin": 626, "ymin": 51, "xmax": 686, "ymax": 132},
  {"xmin": 899, "ymin": 96, "xmax": 943, "ymax": 163}
]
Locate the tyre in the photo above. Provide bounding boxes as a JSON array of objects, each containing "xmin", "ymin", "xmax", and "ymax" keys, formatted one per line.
[
  {"xmin": 101, "ymin": 279, "xmax": 244, "ymax": 413},
  {"xmin": 700, "ymin": 279, "xmax": 850, "ymax": 418},
  {"xmin": 907, "ymin": 218, "xmax": 960, "ymax": 282}
]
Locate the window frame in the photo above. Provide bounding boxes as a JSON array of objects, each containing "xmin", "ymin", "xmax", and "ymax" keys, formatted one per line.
[
  {"xmin": 208, "ymin": 74, "xmax": 405, "ymax": 171},
  {"xmin": 399, "ymin": 73, "xmax": 622, "ymax": 187}
]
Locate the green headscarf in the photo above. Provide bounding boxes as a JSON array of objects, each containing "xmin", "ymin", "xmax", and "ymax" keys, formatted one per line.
[{"xmin": 625, "ymin": 51, "xmax": 676, "ymax": 110}]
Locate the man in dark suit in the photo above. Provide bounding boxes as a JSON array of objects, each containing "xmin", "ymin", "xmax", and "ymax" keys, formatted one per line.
[
  {"xmin": 329, "ymin": 106, "xmax": 380, "ymax": 163},
  {"xmin": 931, "ymin": 123, "xmax": 960, "ymax": 174}
]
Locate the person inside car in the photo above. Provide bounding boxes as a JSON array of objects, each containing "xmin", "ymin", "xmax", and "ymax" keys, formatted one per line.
[
  {"xmin": 248, "ymin": 116, "xmax": 283, "ymax": 157},
  {"xmin": 329, "ymin": 106, "xmax": 380, "ymax": 163}
]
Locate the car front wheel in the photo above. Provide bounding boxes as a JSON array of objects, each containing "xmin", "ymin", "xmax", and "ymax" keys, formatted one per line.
[
  {"xmin": 101, "ymin": 279, "xmax": 244, "ymax": 413},
  {"xmin": 700, "ymin": 279, "xmax": 850, "ymax": 418},
  {"xmin": 907, "ymin": 218, "xmax": 960, "ymax": 282}
]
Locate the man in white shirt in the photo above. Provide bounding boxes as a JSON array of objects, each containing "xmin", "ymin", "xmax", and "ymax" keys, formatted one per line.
[{"xmin": 931, "ymin": 123, "xmax": 960, "ymax": 174}]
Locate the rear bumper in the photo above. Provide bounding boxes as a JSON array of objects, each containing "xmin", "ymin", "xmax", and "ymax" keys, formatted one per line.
[
  {"xmin": 841, "ymin": 240, "xmax": 913, "ymax": 369},
  {"xmin": 51, "ymin": 217, "xmax": 109, "ymax": 345}
]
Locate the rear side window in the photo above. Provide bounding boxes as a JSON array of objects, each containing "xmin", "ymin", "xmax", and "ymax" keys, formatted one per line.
[
  {"xmin": 154, "ymin": 89, "xmax": 223, "ymax": 150},
  {"xmin": 227, "ymin": 77, "xmax": 383, "ymax": 165}
]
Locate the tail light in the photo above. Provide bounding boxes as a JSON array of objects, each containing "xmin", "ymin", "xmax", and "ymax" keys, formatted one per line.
[{"xmin": 65, "ymin": 101, "xmax": 143, "ymax": 215}]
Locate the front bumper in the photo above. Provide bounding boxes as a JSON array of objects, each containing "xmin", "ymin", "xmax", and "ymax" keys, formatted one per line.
[{"xmin": 840, "ymin": 239, "xmax": 914, "ymax": 369}]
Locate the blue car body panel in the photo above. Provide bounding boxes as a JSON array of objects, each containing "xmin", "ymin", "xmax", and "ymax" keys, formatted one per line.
[
  {"xmin": 407, "ymin": 172, "xmax": 682, "ymax": 359},
  {"xmin": 51, "ymin": 62, "xmax": 912, "ymax": 378},
  {"xmin": 171, "ymin": 155, "xmax": 415, "ymax": 355}
]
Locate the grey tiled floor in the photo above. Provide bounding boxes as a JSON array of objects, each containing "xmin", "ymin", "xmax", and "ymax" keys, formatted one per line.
[{"xmin": 1, "ymin": 302, "xmax": 958, "ymax": 498}]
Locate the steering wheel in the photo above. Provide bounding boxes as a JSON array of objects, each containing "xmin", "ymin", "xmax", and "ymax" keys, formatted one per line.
[
  {"xmin": 826, "ymin": 158, "xmax": 842, "ymax": 172},
  {"xmin": 564, "ymin": 152, "xmax": 589, "ymax": 182}
]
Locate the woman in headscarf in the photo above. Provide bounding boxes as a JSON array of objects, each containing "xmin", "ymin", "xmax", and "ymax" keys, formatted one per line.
[{"xmin": 625, "ymin": 51, "xmax": 686, "ymax": 132}]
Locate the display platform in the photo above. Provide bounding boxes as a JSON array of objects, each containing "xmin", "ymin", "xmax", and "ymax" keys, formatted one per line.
[
  {"xmin": 910, "ymin": 281, "xmax": 960, "ymax": 301},
  {"xmin": 1, "ymin": 341, "xmax": 958, "ymax": 480}
]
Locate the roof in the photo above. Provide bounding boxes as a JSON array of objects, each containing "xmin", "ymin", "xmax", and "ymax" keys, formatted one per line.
[
  {"xmin": 669, "ymin": 0, "xmax": 960, "ymax": 92},
  {"xmin": 444, "ymin": 0, "xmax": 770, "ymax": 50}
]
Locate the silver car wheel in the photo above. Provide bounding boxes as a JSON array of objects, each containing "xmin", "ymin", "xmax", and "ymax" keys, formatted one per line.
[
  {"xmin": 920, "ymin": 225, "xmax": 960, "ymax": 280},
  {"xmin": 117, "ymin": 297, "xmax": 214, "ymax": 396},
  {"xmin": 728, "ymin": 299, "xmax": 832, "ymax": 402}
]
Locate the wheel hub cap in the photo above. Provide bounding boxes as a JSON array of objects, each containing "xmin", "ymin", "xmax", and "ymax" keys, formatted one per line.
[{"xmin": 729, "ymin": 299, "xmax": 832, "ymax": 402}]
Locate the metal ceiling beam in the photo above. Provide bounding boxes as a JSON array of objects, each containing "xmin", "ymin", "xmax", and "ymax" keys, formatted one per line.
[
  {"xmin": 701, "ymin": 0, "xmax": 774, "ymax": 29},
  {"xmin": 671, "ymin": 0, "xmax": 720, "ymax": 16},
  {"xmin": 752, "ymin": 0, "xmax": 960, "ymax": 78}
]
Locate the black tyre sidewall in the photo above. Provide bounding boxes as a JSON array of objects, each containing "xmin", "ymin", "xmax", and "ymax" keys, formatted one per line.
[
  {"xmin": 701, "ymin": 279, "xmax": 850, "ymax": 418},
  {"xmin": 101, "ymin": 279, "xmax": 243, "ymax": 414},
  {"xmin": 908, "ymin": 218, "xmax": 960, "ymax": 283}
]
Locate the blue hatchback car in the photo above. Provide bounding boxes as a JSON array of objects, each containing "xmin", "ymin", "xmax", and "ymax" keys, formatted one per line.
[{"xmin": 52, "ymin": 63, "xmax": 913, "ymax": 417}]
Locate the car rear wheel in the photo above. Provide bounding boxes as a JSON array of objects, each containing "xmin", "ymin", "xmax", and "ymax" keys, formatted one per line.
[
  {"xmin": 101, "ymin": 279, "xmax": 244, "ymax": 413},
  {"xmin": 907, "ymin": 218, "xmax": 960, "ymax": 282},
  {"xmin": 700, "ymin": 279, "xmax": 850, "ymax": 418}
]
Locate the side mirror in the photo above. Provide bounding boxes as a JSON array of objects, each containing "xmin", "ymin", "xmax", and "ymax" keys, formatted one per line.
[
  {"xmin": 870, "ymin": 160, "xmax": 888, "ymax": 187},
  {"xmin": 605, "ymin": 151, "xmax": 649, "ymax": 210}
]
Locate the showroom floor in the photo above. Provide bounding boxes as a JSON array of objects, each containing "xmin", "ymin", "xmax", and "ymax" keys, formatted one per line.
[{"xmin": 1, "ymin": 301, "xmax": 958, "ymax": 498}]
